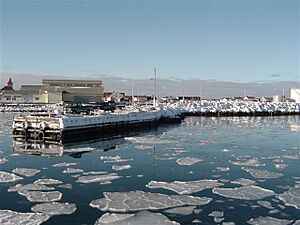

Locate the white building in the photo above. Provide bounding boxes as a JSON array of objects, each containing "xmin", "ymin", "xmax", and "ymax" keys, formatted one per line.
[{"xmin": 290, "ymin": 89, "xmax": 300, "ymax": 103}]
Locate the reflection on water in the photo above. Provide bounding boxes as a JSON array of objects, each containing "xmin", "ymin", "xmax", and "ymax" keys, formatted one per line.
[{"xmin": 1, "ymin": 115, "xmax": 300, "ymax": 225}]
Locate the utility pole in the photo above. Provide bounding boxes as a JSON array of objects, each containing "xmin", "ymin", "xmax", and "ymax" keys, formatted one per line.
[{"xmin": 131, "ymin": 80, "xmax": 134, "ymax": 106}]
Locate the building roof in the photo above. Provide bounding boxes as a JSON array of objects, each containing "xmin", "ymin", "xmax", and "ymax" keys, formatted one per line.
[{"xmin": 0, "ymin": 86, "xmax": 14, "ymax": 91}]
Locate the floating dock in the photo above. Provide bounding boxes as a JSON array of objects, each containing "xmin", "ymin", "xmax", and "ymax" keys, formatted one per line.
[{"xmin": 12, "ymin": 107, "xmax": 184, "ymax": 143}]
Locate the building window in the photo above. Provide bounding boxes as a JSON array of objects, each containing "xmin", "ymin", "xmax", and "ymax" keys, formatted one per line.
[
  {"xmin": 35, "ymin": 97, "xmax": 40, "ymax": 100},
  {"xmin": 12, "ymin": 97, "xmax": 16, "ymax": 100}
]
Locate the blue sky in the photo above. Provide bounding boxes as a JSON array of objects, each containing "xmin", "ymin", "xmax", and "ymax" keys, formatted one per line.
[{"xmin": 1, "ymin": 0, "xmax": 299, "ymax": 82}]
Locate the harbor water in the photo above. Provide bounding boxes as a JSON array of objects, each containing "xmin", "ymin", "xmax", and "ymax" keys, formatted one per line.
[{"xmin": 0, "ymin": 113, "xmax": 300, "ymax": 224}]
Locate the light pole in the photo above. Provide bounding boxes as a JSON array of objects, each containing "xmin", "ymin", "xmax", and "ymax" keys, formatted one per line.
[{"xmin": 153, "ymin": 67, "xmax": 157, "ymax": 107}]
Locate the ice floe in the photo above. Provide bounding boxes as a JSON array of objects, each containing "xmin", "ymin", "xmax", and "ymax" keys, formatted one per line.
[
  {"xmin": 247, "ymin": 216, "xmax": 293, "ymax": 225},
  {"xmin": 231, "ymin": 178, "xmax": 256, "ymax": 186},
  {"xmin": 57, "ymin": 183, "xmax": 73, "ymax": 189},
  {"xmin": 216, "ymin": 167, "xmax": 230, "ymax": 172},
  {"xmin": 100, "ymin": 155, "xmax": 133, "ymax": 163},
  {"xmin": 125, "ymin": 136, "xmax": 176, "ymax": 144},
  {"xmin": 8, "ymin": 183, "xmax": 54, "ymax": 193},
  {"xmin": 146, "ymin": 179, "xmax": 223, "ymax": 194},
  {"xmin": 31, "ymin": 202, "xmax": 76, "ymax": 215},
  {"xmin": 34, "ymin": 178, "xmax": 63, "ymax": 185},
  {"xmin": 94, "ymin": 211, "xmax": 179, "ymax": 225},
  {"xmin": 19, "ymin": 190, "xmax": 62, "ymax": 202},
  {"xmin": 62, "ymin": 168, "xmax": 84, "ymax": 174},
  {"xmin": 0, "ymin": 209, "xmax": 50, "ymax": 225},
  {"xmin": 52, "ymin": 162, "xmax": 78, "ymax": 167},
  {"xmin": 230, "ymin": 158, "xmax": 264, "ymax": 167},
  {"xmin": 63, "ymin": 147, "xmax": 95, "ymax": 153},
  {"xmin": 242, "ymin": 167, "xmax": 284, "ymax": 179},
  {"xmin": 276, "ymin": 185, "xmax": 300, "ymax": 209},
  {"xmin": 256, "ymin": 201, "xmax": 274, "ymax": 209},
  {"xmin": 176, "ymin": 157, "xmax": 203, "ymax": 166},
  {"xmin": 0, "ymin": 171, "xmax": 23, "ymax": 183},
  {"xmin": 0, "ymin": 158, "xmax": 8, "ymax": 165},
  {"xmin": 76, "ymin": 173, "xmax": 121, "ymax": 184},
  {"xmin": 12, "ymin": 168, "xmax": 40, "ymax": 177},
  {"xmin": 112, "ymin": 165, "xmax": 131, "ymax": 171},
  {"xmin": 212, "ymin": 185, "xmax": 274, "ymax": 200},
  {"xmin": 294, "ymin": 220, "xmax": 300, "ymax": 225},
  {"xmin": 163, "ymin": 206, "xmax": 196, "ymax": 215},
  {"xmin": 90, "ymin": 191, "xmax": 212, "ymax": 212},
  {"xmin": 208, "ymin": 210, "xmax": 224, "ymax": 217}
]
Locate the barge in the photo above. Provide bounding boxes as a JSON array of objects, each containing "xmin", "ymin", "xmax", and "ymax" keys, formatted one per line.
[{"xmin": 12, "ymin": 107, "xmax": 184, "ymax": 143}]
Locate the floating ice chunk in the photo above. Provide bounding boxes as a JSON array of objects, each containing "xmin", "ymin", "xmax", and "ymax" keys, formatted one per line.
[
  {"xmin": 247, "ymin": 216, "xmax": 293, "ymax": 225},
  {"xmin": 0, "ymin": 171, "xmax": 23, "ymax": 183},
  {"xmin": 52, "ymin": 162, "xmax": 78, "ymax": 167},
  {"xmin": 90, "ymin": 191, "xmax": 212, "ymax": 213},
  {"xmin": 212, "ymin": 186, "xmax": 274, "ymax": 200},
  {"xmin": 199, "ymin": 139, "xmax": 214, "ymax": 145},
  {"xmin": 294, "ymin": 220, "xmax": 300, "ymax": 225},
  {"xmin": 31, "ymin": 202, "xmax": 76, "ymax": 215},
  {"xmin": 112, "ymin": 165, "xmax": 131, "ymax": 171},
  {"xmin": 222, "ymin": 222, "xmax": 236, "ymax": 225},
  {"xmin": 34, "ymin": 179, "xmax": 63, "ymax": 185},
  {"xmin": 0, "ymin": 209, "xmax": 50, "ymax": 225},
  {"xmin": 63, "ymin": 147, "xmax": 95, "ymax": 153},
  {"xmin": 282, "ymin": 155, "xmax": 299, "ymax": 160},
  {"xmin": 12, "ymin": 168, "xmax": 40, "ymax": 177},
  {"xmin": 242, "ymin": 168, "xmax": 284, "ymax": 179},
  {"xmin": 146, "ymin": 180, "xmax": 223, "ymax": 194},
  {"xmin": 222, "ymin": 149, "xmax": 230, "ymax": 152},
  {"xmin": 230, "ymin": 158, "xmax": 264, "ymax": 167},
  {"xmin": 77, "ymin": 173, "xmax": 121, "ymax": 184},
  {"xmin": 216, "ymin": 167, "xmax": 230, "ymax": 172},
  {"xmin": 100, "ymin": 156, "xmax": 133, "ymax": 163},
  {"xmin": 82, "ymin": 171, "xmax": 107, "ymax": 175},
  {"xmin": 215, "ymin": 217, "xmax": 225, "ymax": 223},
  {"xmin": 164, "ymin": 206, "xmax": 196, "ymax": 215},
  {"xmin": 276, "ymin": 185, "xmax": 300, "ymax": 209},
  {"xmin": 125, "ymin": 136, "xmax": 176, "ymax": 144},
  {"xmin": 8, "ymin": 183, "xmax": 54, "ymax": 193},
  {"xmin": 208, "ymin": 210, "xmax": 224, "ymax": 217},
  {"xmin": 19, "ymin": 190, "xmax": 62, "ymax": 202},
  {"xmin": 94, "ymin": 211, "xmax": 179, "ymax": 225},
  {"xmin": 57, "ymin": 183, "xmax": 73, "ymax": 189},
  {"xmin": 0, "ymin": 158, "xmax": 8, "ymax": 165},
  {"xmin": 274, "ymin": 163, "xmax": 288, "ymax": 170},
  {"xmin": 62, "ymin": 168, "xmax": 84, "ymax": 174},
  {"xmin": 231, "ymin": 178, "xmax": 256, "ymax": 186},
  {"xmin": 135, "ymin": 145, "xmax": 153, "ymax": 150},
  {"xmin": 192, "ymin": 219, "xmax": 202, "ymax": 223},
  {"xmin": 256, "ymin": 201, "xmax": 274, "ymax": 209},
  {"xmin": 269, "ymin": 209, "xmax": 280, "ymax": 214},
  {"xmin": 176, "ymin": 157, "xmax": 203, "ymax": 166}
]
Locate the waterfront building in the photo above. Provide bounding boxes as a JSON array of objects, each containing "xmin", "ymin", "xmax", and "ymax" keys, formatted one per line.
[
  {"xmin": 42, "ymin": 79, "xmax": 104, "ymax": 103},
  {"xmin": 290, "ymin": 89, "xmax": 300, "ymax": 103}
]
